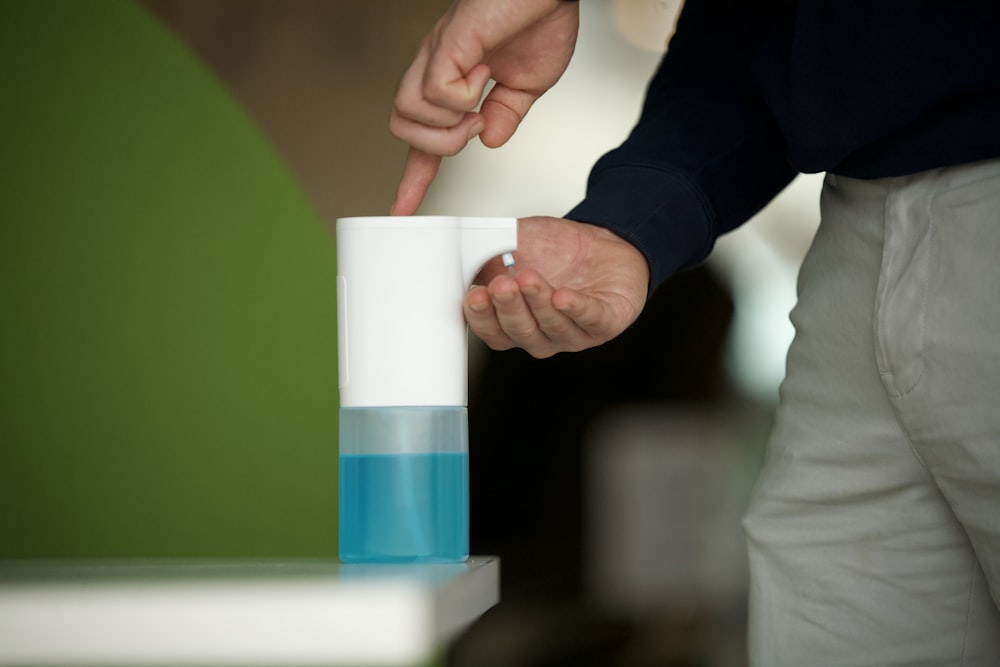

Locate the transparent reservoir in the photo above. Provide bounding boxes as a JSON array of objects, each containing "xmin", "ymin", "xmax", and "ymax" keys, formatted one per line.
[{"xmin": 338, "ymin": 406, "xmax": 469, "ymax": 563}]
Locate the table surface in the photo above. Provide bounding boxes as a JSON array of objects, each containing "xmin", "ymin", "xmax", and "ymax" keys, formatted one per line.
[{"xmin": 0, "ymin": 556, "xmax": 499, "ymax": 666}]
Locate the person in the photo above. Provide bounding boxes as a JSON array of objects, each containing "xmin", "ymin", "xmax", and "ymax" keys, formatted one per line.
[{"xmin": 388, "ymin": 0, "xmax": 1000, "ymax": 663}]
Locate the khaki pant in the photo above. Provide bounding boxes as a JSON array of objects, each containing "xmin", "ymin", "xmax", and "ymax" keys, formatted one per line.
[{"xmin": 743, "ymin": 160, "xmax": 1000, "ymax": 665}]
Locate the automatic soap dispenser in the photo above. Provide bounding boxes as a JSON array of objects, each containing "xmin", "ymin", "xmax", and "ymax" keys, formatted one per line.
[{"xmin": 336, "ymin": 216, "xmax": 517, "ymax": 563}]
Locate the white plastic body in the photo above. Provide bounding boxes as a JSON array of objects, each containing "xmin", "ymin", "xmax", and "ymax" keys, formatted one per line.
[{"xmin": 336, "ymin": 216, "xmax": 517, "ymax": 408}]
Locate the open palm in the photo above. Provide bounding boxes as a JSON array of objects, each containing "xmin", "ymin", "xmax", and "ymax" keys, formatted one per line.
[{"xmin": 465, "ymin": 217, "xmax": 649, "ymax": 358}]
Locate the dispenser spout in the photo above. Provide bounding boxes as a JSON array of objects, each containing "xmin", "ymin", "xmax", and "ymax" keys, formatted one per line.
[{"xmin": 459, "ymin": 217, "xmax": 519, "ymax": 286}]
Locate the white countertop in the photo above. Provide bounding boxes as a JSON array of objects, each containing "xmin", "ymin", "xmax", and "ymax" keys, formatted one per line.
[{"xmin": 0, "ymin": 557, "xmax": 499, "ymax": 666}]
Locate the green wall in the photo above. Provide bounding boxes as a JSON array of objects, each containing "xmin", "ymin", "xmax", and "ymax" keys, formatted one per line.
[{"xmin": 0, "ymin": 0, "xmax": 340, "ymax": 557}]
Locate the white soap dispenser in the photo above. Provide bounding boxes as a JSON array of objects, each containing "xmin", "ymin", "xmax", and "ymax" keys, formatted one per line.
[{"xmin": 336, "ymin": 216, "xmax": 517, "ymax": 563}]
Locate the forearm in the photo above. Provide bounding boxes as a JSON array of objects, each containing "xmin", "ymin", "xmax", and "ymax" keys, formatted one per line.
[{"xmin": 567, "ymin": 0, "xmax": 796, "ymax": 288}]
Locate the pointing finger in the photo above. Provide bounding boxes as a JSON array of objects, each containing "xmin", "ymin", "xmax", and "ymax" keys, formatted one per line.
[{"xmin": 391, "ymin": 148, "xmax": 441, "ymax": 216}]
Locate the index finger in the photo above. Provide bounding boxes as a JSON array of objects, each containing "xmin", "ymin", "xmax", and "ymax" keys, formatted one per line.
[{"xmin": 391, "ymin": 148, "xmax": 442, "ymax": 216}]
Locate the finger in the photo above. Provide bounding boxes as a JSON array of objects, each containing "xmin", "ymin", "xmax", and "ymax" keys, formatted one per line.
[
  {"xmin": 393, "ymin": 49, "xmax": 463, "ymax": 128},
  {"xmin": 392, "ymin": 149, "xmax": 441, "ymax": 216},
  {"xmin": 487, "ymin": 274, "xmax": 563, "ymax": 357},
  {"xmin": 389, "ymin": 104, "xmax": 484, "ymax": 152},
  {"xmin": 464, "ymin": 285, "xmax": 515, "ymax": 351},
  {"xmin": 393, "ymin": 46, "xmax": 486, "ymax": 128},
  {"xmin": 515, "ymin": 270, "xmax": 585, "ymax": 343},
  {"xmin": 552, "ymin": 287, "xmax": 620, "ymax": 340},
  {"xmin": 393, "ymin": 81, "xmax": 467, "ymax": 130},
  {"xmin": 422, "ymin": 60, "xmax": 493, "ymax": 113}
]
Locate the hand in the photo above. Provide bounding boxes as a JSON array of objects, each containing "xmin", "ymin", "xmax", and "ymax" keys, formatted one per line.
[
  {"xmin": 465, "ymin": 217, "xmax": 649, "ymax": 358},
  {"xmin": 389, "ymin": 0, "xmax": 580, "ymax": 215}
]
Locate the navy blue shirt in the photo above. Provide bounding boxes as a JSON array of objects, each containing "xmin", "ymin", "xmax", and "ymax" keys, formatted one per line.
[{"xmin": 567, "ymin": 0, "xmax": 1000, "ymax": 288}]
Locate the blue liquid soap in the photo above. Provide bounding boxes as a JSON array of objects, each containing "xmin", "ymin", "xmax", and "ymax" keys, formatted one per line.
[
  {"xmin": 338, "ymin": 406, "xmax": 470, "ymax": 563},
  {"xmin": 339, "ymin": 451, "xmax": 469, "ymax": 563}
]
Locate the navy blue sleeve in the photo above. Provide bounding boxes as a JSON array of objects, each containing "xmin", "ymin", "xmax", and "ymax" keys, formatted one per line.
[{"xmin": 566, "ymin": 0, "xmax": 797, "ymax": 289}]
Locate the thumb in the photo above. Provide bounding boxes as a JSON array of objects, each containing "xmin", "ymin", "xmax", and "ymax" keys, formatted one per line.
[{"xmin": 478, "ymin": 84, "xmax": 541, "ymax": 148}]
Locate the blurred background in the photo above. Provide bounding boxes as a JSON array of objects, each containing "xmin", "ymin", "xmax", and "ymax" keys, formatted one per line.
[{"xmin": 0, "ymin": 1, "xmax": 821, "ymax": 665}]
